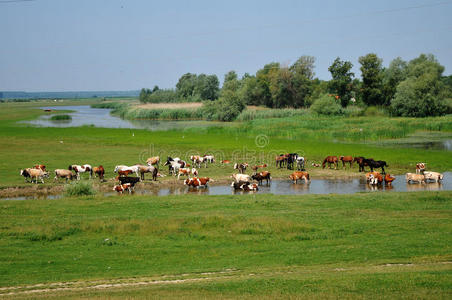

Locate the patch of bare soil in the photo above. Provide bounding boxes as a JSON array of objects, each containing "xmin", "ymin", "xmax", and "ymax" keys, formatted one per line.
[{"xmin": 137, "ymin": 103, "xmax": 203, "ymax": 110}]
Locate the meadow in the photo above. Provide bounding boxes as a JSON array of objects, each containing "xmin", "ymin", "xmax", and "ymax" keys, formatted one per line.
[
  {"xmin": 0, "ymin": 191, "xmax": 451, "ymax": 298},
  {"xmin": 0, "ymin": 100, "xmax": 451, "ymax": 298},
  {"xmin": 1, "ymin": 101, "xmax": 451, "ymax": 188}
]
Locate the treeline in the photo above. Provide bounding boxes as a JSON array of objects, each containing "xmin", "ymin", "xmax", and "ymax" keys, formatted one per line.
[
  {"xmin": 139, "ymin": 74, "xmax": 220, "ymax": 103},
  {"xmin": 140, "ymin": 53, "xmax": 452, "ymax": 118}
]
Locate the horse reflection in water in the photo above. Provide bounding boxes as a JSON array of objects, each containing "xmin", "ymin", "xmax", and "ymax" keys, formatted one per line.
[{"xmin": 406, "ymin": 182, "xmax": 443, "ymax": 192}]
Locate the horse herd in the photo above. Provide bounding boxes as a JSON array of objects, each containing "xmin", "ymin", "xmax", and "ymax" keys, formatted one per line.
[{"xmin": 18, "ymin": 154, "xmax": 444, "ymax": 195}]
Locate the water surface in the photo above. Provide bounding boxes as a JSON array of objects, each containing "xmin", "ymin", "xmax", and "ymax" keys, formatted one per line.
[{"xmin": 21, "ymin": 106, "xmax": 226, "ymax": 131}]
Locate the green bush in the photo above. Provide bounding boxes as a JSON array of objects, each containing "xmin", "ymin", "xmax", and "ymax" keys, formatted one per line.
[
  {"xmin": 50, "ymin": 114, "xmax": 72, "ymax": 120},
  {"xmin": 310, "ymin": 94, "xmax": 343, "ymax": 116},
  {"xmin": 390, "ymin": 77, "xmax": 448, "ymax": 117},
  {"xmin": 202, "ymin": 91, "xmax": 246, "ymax": 121},
  {"xmin": 64, "ymin": 182, "xmax": 96, "ymax": 197}
]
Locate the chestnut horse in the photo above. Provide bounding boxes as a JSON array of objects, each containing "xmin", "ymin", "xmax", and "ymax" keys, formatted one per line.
[
  {"xmin": 339, "ymin": 156, "xmax": 353, "ymax": 169},
  {"xmin": 322, "ymin": 156, "xmax": 338, "ymax": 169}
]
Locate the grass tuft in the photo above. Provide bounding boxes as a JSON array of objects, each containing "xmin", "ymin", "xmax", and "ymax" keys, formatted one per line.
[
  {"xmin": 64, "ymin": 181, "xmax": 96, "ymax": 197},
  {"xmin": 50, "ymin": 114, "xmax": 72, "ymax": 121}
]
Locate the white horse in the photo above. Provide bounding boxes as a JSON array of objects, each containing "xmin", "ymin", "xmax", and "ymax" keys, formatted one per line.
[
  {"xmin": 114, "ymin": 165, "xmax": 140, "ymax": 177},
  {"xmin": 296, "ymin": 157, "xmax": 305, "ymax": 171},
  {"xmin": 69, "ymin": 164, "xmax": 93, "ymax": 180}
]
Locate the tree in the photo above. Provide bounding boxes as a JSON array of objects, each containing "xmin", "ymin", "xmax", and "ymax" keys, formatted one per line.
[
  {"xmin": 176, "ymin": 73, "xmax": 198, "ymax": 98},
  {"xmin": 289, "ymin": 56, "xmax": 315, "ymax": 108},
  {"xmin": 359, "ymin": 53, "xmax": 385, "ymax": 106},
  {"xmin": 328, "ymin": 58, "xmax": 354, "ymax": 107},
  {"xmin": 383, "ymin": 57, "xmax": 407, "ymax": 105},
  {"xmin": 270, "ymin": 68, "xmax": 294, "ymax": 108},
  {"xmin": 290, "ymin": 55, "xmax": 315, "ymax": 80},
  {"xmin": 202, "ymin": 75, "xmax": 220, "ymax": 100},
  {"xmin": 222, "ymin": 71, "xmax": 240, "ymax": 93},
  {"xmin": 390, "ymin": 54, "xmax": 448, "ymax": 117},
  {"xmin": 139, "ymin": 88, "xmax": 152, "ymax": 103},
  {"xmin": 256, "ymin": 62, "xmax": 280, "ymax": 107},
  {"xmin": 239, "ymin": 75, "xmax": 261, "ymax": 105}
]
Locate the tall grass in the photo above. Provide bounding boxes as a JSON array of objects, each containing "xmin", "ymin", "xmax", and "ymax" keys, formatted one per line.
[
  {"xmin": 230, "ymin": 114, "xmax": 452, "ymax": 141},
  {"xmin": 122, "ymin": 107, "xmax": 204, "ymax": 120},
  {"xmin": 236, "ymin": 108, "xmax": 309, "ymax": 121},
  {"xmin": 64, "ymin": 182, "xmax": 96, "ymax": 197}
]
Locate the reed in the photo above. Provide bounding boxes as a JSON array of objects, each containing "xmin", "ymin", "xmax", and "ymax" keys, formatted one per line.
[
  {"xmin": 236, "ymin": 108, "xmax": 309, "ymax": 121},
  {"xmin": 49, "ymin": 114, "xmax": 72, "ymax": 120}
]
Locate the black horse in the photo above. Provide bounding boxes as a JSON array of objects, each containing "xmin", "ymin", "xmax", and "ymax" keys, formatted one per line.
[
  {"xmin": 368, "ymin": 160, "xmax": 388, "ymax": 174},
  {"xmin": 355, "ymin": 157, "xmax": 373, "ymax": 172},
  {"xmin": 287, "ymin": 153, "xmax": 298, "ymax": 170}
]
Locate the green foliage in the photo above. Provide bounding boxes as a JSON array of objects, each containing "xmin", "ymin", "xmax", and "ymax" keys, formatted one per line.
[
  {"xmin": 310, "ymin": 94, "xmax": 343, "ymax": 116},
  {"xmin": 383, "ymin": 57, "xmax": 408, "ymax": 105},
  {"xmin": 328, "ymin": 57, "xmax": 355, "ymax": 107},
  {"xmin": 176, "ymin": 73, "xmax": 219, "ymax": 101},
  {"xmin": 222, "ymin": 71, "xmax": 240, "ymax": 93},
  {"xmin": 359, "ymin": 53, "xmax": 385, "ymax": 106},
  {"xmin": 50, "ymin": 114, "xmax": 72, "ymax": 121},
  {"xmin": 202, "ymin": 91, "xmax": 246, "ymax": 121},
  {"xmin": 140, "ymin": 73, "xmax": 219, "ymax": 103},
  {"xmin": 64, "ymin": 182, "xmax": 96, "ymax": 197},
  {"xmin": 390, "ymin": 54, "xmax": 448, "ymax": 117}
]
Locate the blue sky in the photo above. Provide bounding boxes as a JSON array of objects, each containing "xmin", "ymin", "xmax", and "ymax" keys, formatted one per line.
[{"xmin": 1, "ymin": 0, "xmax": 451, "ymax": 91}]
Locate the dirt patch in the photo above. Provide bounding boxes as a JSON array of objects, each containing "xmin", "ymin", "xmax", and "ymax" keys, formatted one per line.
[{"xmin": 137, "ymin": 103, "xmax": 203, "ymax": 110}]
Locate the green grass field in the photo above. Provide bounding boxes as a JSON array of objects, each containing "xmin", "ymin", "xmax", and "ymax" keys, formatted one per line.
[
  {"xmin": 0, "ymin": 101, "xmax": 451, "ymax": 298},
  {"xmin": 0, "ymin": 101, "xmax": 451, "ymax": 188},
  {"xmin": 0, "ymin": 192, "xmax": 451, "ymax": 298}
]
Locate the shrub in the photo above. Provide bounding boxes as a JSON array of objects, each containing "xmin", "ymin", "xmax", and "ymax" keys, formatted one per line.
[
  {"xmin": 390, "ymin": 77, "xmax": 448, "ymax": 117},
  {"xmin": 50, "ymin": 114, "xmax": 72, "ymax": 120},
  {"xmin": 202, "ymin": 91, "xmax": 246, "ymax": 121},
  {"xmin": 64, "ymin": 182, "xmax": 96, "ymax": 197},
  {"xmin": 310, "ymin": 94, "xmax": 343, "ymax": 116}
]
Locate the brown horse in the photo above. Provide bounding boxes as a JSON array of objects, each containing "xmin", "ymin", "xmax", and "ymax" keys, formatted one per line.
[
  {"xmin": 93, "ymin": 165, "xmax": 105, "ymax": 180},
  {"xmin": 339, "ymin": 156, "xmax": 353, "ymax": 168},
  {"xmin": 353, "ymin": 157, "xmax": 374, "ymax": 172},
  {"xmin": 322, "ymin": 156, "xmax": 338, "ymax": 169}
]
